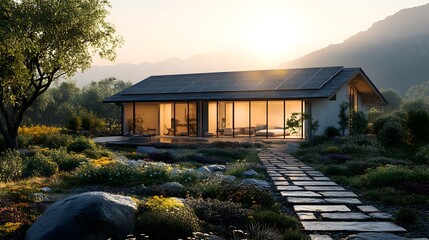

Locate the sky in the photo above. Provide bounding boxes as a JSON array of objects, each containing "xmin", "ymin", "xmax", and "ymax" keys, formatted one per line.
[{"xmin": 93, "ymin": 0, "xmax": 429, "ymax": 66}]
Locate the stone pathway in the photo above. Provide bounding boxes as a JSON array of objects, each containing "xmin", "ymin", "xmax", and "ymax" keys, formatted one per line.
[{"xmin": 259, "ymin": 146, "xmax": 416, "ymax": 240}]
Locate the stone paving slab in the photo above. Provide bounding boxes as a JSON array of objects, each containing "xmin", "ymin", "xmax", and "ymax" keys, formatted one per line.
[
  {"xmin": 297, "ymin": 212, "xmax": 317, "ymax": 220},
  {"xmin": 283, "ymin": 173, "xmax": 308, "ymax": 177},
  {"xmin": 289, "ymin": 176, "xmax": 313, "ymax": 181},
  {"xmin": 276, "ymin": 186, "xmax": 303, "ymax": 191},
  {"xmin": 301, "ymin": 221, "xmax": 407, "ymax": 232},
  {"xmin": 319, "ymin": 191, "xmax": 358, "ymax": 197},
  {"xmin": 309, "ymin": 235, "xmax": 333, "ymax": 240},
  {"xmin": 280, "ymin": 191, "xmax": 322, "ymax": 197},
  {"xmin": 325, "ymin": 198, "xmax": 362, "ymax": 204},
  {"xmin": 321, "ymin": 212, "xmax": 370, "ymax": 220},
  {"xmin": 358, "ymin": 205, "xmax": 379, "ymax": 212},
  {"xmin": 370, "ymin": 212, "xmax": 393, "ymax": 219},
  {"xmin": 304, "ymin": 186, "xmax": 346, "ymax": 191},
  {"xmin": 313, "ymin": 177, "xmax": 330, "ymax": 181},
  {"xmin": 294, "ymin": 205, "xmax": 351, "ymax": 212},
  {"xmin": 293, "ymin": 181, "xmax": 338, "ymax": 186},
  {"xmin": 273, "ymin": 181, "xmax": 289, "ymax": 186},
  {"xmin": 287, "ymin": 197, "xmax": 326, "ymax": 203}
]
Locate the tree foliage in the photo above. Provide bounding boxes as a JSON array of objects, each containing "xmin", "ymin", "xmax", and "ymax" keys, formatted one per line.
[
  {"xmin": 338, "ymin": 102, "xmax": 349, "ymax": 136},
  {"xmin": 381, "ymin": 89, "xmax": 402, "ymax": 112},
  {"xmin": 0, "ymin": 0, "xmax": 121, "ymax": 148}
]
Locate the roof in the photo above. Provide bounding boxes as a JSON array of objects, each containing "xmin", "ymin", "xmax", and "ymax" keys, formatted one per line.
[{"xmin": 104, "ymin": 66, "xmax": 386, "ymax": 104}]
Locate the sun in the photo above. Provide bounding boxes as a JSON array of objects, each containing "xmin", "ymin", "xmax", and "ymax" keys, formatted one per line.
[{"xmin": 244, "ymin": 16, "xmax": 298, "ymax": 59}]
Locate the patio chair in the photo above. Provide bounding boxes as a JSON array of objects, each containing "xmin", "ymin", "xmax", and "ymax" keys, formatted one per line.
[{"xmin": 164, "ymin": 124, "xmax": 174, "ymax": 135}]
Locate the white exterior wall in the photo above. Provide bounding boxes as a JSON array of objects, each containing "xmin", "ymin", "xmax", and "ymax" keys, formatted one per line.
[{"xmin": 308, "ymin": 85, "xmax": 349, "ymax": 136}]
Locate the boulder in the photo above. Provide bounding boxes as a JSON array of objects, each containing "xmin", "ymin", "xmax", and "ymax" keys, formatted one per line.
[
  {"xmin": 136, "ymin": 146, "xmax": 158, "ymax": 154},
  {"xmin": 160, "ymin": 182, "xmax": 185, "ymax": 191},
  {"xmin": 197, "ymin": 166, "xmax": 211, "ymax": 173},
  {"xmin": 346, "ymin": 233, "xmax": 406, "ymax": 240},
  {"xmin": 242, "ymin": 169, "xmax": 258, "ymax": 177},
  {"xmin": 207, "ymin": 164, "xmax": 226, "ymax": 172},
  {"xmin": 220, "ymin": 175, "xmax": 237, "ymax": 181},
  {"xmin": 240, "ymin": 179, "xmax": 271, "ymax": 189},
  {"xmin": 25, "ymin": 191, "xmax": 138, "ymax": 240}
]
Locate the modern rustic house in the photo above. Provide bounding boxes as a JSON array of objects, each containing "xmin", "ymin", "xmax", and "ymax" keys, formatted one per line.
[{"xmin": 104, "ymin": 66, "xmax": 386, "ymax": 139}]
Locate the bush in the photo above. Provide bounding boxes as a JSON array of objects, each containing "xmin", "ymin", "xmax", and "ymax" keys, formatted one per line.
[
  {"xmin": 414, "ymin": 145, "xmax": 429, "ymax": 164},
  {"xmin": 359, "ymin": 165, "xmax": 429, "ymax": 189},
  {"xmin": 407, "ymin": 109, "xmax": 429, "ymax": 143},
  {"xmin": 377, "ymin": 120, "xmax": 408, "ymax": 146},
  {"xmin": 218, "ymin": 184, "xmax": 275, "ymax": 209},
  {"xmin": 340, "ymin": 135, "xmax": 383, "ymax": 154},
  {"xmin": 226, "ymin": 160, "xmax": 256, "ymax": 177},
  {"xmin": 395, "ymin": 208, "xmax": 417, "ymax": 225},
  {"xmin": 147, "ymin": 151, "xmax": 177, "ymax": 163},
  {"xmin": 320, "ymin": 165, "xmax": 351, "ymax": 176},
  {"xmin": 187, "ymin": 197, "xmax": 249, "ymax": 227},
  {"xmin": 71, "ymin": 162, "xmax": 143, "ymax": 186},
  {"xmin": 141, "ymin": 164, "xmax": 171, "ymax": 185},
  {"xmin": 350, "ymin": 111, "xmax": 368, "ymax": 135},
  {"xmin": 136, "ymin": 196, "xmax": 201, "ymax": 240},
  {"xmin": 346, "ymin": 157, "xmax": 409, "ymax": 175},
  {"xmin": 0, "ymin": 150, "xmax": 23, "ymax": 182},
  {"xmin": 324, "ymin": 126, "xmax": 340, "ymax": 138},
  {"xmin": 250, "ymin": 210, "xmax": 299, "ymax": 231},
  {"xmin": 82, "ymin": 147, "xmax": 112, "ymax": 159},
  {"xmin": 23, "ymin": 152, "xmax": 58, "ymax": 177},
  {"xmin": 67, "ymin": 116, "xmax": 82, "ymax": 130},
  {"xmin": 194, "ymin": 176, "xmax": 223, "ymax": 199},
  {"xmin": 67, "ymin": 136, "xmax": 95, "ymax": 153},
  {"xmin": 43, "ymin": 148, "xmax": 88, "ymax": 171},
  {"xmin": 372, "ymin": 112, "xmax": 406, "ymax": 135}
]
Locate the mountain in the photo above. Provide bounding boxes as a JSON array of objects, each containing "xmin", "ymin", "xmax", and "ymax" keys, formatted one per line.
[
  {"xmin": 282, "ymin": 3, "xmax": 429, "ymax": 94},
  {"xmin": 71, "ymin": 50, "xmax": 279, "ymax": 87}
]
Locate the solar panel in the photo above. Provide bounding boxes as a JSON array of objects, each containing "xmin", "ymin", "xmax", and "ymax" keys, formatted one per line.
[{"xmin": 122, "ymin": 66, "xmax": 344, "ymax": 95}]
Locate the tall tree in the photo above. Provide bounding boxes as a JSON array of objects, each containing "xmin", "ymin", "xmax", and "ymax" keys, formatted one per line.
[
  {"xmin": 79, "ymin": 77, "xmax": 131, "ymax": 131},
  {"xmin": 0, "ymin": 0, "xmax": 121, "ymax": 148}
]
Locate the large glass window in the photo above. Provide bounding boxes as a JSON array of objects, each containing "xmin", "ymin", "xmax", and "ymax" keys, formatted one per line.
[
  {"xmin": 234, "ymin": 101, "xmax": 250, "ymax": 137},
  {"xmin": 251, "ymin": 101, "xmax": 267, "ymax": 137},
  {"xmin": 285, "ymin": 100, "xmax": 303, "ymax": 138},
  {"xmin": 189, "ymin": 102, "xmax": 197, "ymax": 136},
  {"xmin": 218, "ymin": 101, "xmax": 233, "ymax": 136},
  {"xmin": 349, "ymin": 87, "xmax": 358, "ymax": 112},
  {"xmin": 207, "ymin": 102, "xmax": 217, "ymax": 136},
  {"xmin": 160, "ymin": 103, "xmax": 173, "ymax": 136},
  {"xmin": 268, "ymin": 101, "xmax": 284, "ymax": 138},
  {"xmin": 174, "ymin": 103, "xmax": 188, "ymax": 136}
]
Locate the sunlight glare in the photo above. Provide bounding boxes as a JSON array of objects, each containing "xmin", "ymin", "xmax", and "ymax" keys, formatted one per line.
[{"xmin": 245, "ymin": 15, "xmax": 298, "ymax": 59}]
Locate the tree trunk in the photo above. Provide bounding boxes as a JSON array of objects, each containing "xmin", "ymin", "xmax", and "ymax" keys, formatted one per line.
[{"xmin": 0, "ymin": 126, "xmax": 19, "ymax": 149}]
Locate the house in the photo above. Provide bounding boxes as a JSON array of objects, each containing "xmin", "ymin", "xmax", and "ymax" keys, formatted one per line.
[{"xmin": 104, "ymin": 66, "xmax": 386, "ymax": 139}]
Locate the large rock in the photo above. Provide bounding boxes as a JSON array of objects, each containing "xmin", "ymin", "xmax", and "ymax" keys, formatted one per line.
[
  {"xmin": 25, "ymin": 191, "xmax": 138, "ymax": 240},
  {"xmin": 242, "ymin": 169, "xmax": 258, "ymax": 177},
  {"xmin": 240, "ymin": 179, "xmax": 271, "ymax": 189},
  {"xmin": 160, "ymin": 182, "xmax": 185, "ymax": 191},
  {"xmin": 207, "ymin": 164, "xmax": 226, "ymax": 172},
  {"xmin": 136, "ymin": 146, "xmax": 158, "ymax": 154}
]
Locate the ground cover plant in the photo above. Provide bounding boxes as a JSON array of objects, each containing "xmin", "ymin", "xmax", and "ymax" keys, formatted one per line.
[{"xmin": 0, "ymin": 126, "xmax": 305, "ymax": 240}]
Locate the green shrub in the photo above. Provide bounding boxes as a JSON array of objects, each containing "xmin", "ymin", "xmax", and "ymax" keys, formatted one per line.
[
  {"xmin": 350, "ymin": 111, "xmax": 368, "ymax": 135},
  {"xmin": 340, "ymin": 135, "xmax": 383, "ymax": 153},
  {"xmin": 82, "ymin": 147, "xmax": 112, "ymax": 159},
  {"xmin": 141, "ymin": 165, "xmax": 171, "ymax": 185},
  {"xmin": 40, "ymin": 133, "xmax": 73, "ymax": 149},
  {"xmin": 378, "ymin": 120, "xmax": 408, "ymax": 146},
  {"xmin": 80, "ymin": 112, "xmax": 103, "ymax": 132},
  {"xmin": 71, "ymin": 162, "xmax": 143, "ymax": 186},
  {"xmin": 324, "ymin": 126, "xmax": 340, "ymax": 138},
  {"xmin": 194, "ymin": 176, "xmax": 223, "ymax": 199},
  {"xmin": 218, "ymin": 183, "xmax": 275, "ymax": 209},
  {"xmin": 67, "ymin": 115, "xmax": 82, "ymax": 130},
  {"xmin": 43, "ymin": 148, "xmax": 88, "ymax": 171},
  {"xmin": 325, "ymin": 146, "xmax": 340, "ymax": 154},
  {"xmin": 226, "ymin": 161, "xmax": 255, "ymax": 177},
  {"xmin": 250, "ymin": 210, "xmax": 299, "ymax": 231},
  {"xmin": 147, "ymin": 151, "xmax": 177, "ymax": 163},
  {"xmin": 346, "ymin": 157, "xmax": 409, "ymax": 175},
  {"xmin": 187, "ymin": 197, "xmax": 249, "ymax": 227},
  {"xmin": 197, "ymin": 147, "xmax": 246, "ymax": 161},
  {"xmin": 240, "ymin": 222, "xmax": 282, "ymax": 240},
  {"xmin": 136, "ymin": 197, "xmax": 201, "ymax": 240},
  {"xmin": 0, "ymin": 150, "xmax": 23, "ymax": 182},
  {"xmin": 359, "ymin": 165, "xmax": 429, "ymax": 189},
  {"xmin": 407, "ymin": 109, "xmax": 429, "ymax": 143},
  {"xmin": 23, "ymin": 152, "xmax": 58, "ymax": 177},
  {"xmin": 395, "ymin": 208, "xmax": 417, "ymax": 225},
  {"xmin": 414, "ymin": 145, "xmax": 429, "ymax": 164},
  {"xmin": 320, "ymin": 165, "xmax": 351, "ymax": 176},
  {"xmin": 172, "ymin": 170, "xmax": 198, "ymax": 184},
  {"xmin": 282, "ymin": 229, "xmax": 308, "ymax": 240},
  {"xmin": 67, "ymin": 136, "xmax": 95, "ymax": 153}
]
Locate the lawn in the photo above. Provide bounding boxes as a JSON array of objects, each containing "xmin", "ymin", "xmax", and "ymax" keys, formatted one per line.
[{"xmin": 0, "ymin": 126, "xmax": 306, "ymax": 240}]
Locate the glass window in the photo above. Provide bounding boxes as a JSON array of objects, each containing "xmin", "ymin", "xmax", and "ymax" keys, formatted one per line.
[
  {"xmin": 285, "ymin": 100, "xmax": 303, "ymax": 138},
  {"xmin": 160, "ymin": 102, "xmax": 173, "ymax": 136},
  {"xmin": 174, "ymin": 103, "xmax": 188, "ymax": 136},
  {"xmin": 234, "ymin": 101, "xmax": 250, "ymax": 137},
  {"xmin": 268, "ymin": 101, "xmax": 284, "ymax": 138},
  {"xmin": 189, "ymin": 102, "xmax": 197, "ymax": 136},
  {"xmin": 349, "ymin": 87, "xmax": 358, "ymax": 112},
  {"xmin": 251, "ymin": 101, "xmax": 267, "ymax": 137}
]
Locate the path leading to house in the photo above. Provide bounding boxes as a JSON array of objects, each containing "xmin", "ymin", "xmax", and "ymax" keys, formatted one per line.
[{"xmin": 259, "ymin": 145, "xmax": 411, "ymax": 240}]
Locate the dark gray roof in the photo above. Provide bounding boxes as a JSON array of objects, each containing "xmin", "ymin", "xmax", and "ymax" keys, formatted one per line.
[{"xmin": 104, "ymin": 67, "xmax": 381, "ymax": 102}]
